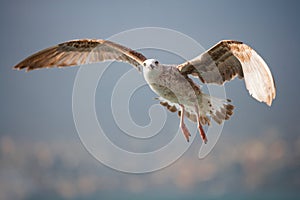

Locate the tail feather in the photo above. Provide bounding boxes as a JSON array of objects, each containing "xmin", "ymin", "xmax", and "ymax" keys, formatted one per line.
[
  {"xmin": 205, "ymin": 95, "xmax": 234, "ymax": 124},
  {"xmin": 156, "ymin": 95, "xmax": 234, "ymax": 125}
]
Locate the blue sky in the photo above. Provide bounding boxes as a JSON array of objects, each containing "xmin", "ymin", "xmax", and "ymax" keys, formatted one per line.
[{"xmin": 0, "ymin": 1, "xmax": 299, "ymax": 199}]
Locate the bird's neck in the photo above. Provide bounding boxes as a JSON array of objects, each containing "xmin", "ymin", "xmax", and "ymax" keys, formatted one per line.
[{"xmin": 143, "ymin": 66, "xmax": 165, "ymax": 84}]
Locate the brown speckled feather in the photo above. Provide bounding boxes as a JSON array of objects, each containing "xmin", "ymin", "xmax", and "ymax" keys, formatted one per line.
[
  {"xmin": 12, "ymin": 38, "xmax": 276, "ymax": 144},
  {"xmin": 177, "ymin": 40, "xmax": 276, "ymax": 106},
  {"xmin": 13, "ymin": 39, "xmax": 147, "ymax": 71}
]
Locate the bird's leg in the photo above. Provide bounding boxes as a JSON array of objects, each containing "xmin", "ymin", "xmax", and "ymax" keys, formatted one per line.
[
  {"xmin": 179, "ymin": 104, "xmax": 191, "ymax": 142},
  {"xmin": 198, "ymin": 121, "xmax": 207, "ymax": 144},
  {"xmin": 195, "ymin": 106, "xmax": 208, "ymax": 144}
]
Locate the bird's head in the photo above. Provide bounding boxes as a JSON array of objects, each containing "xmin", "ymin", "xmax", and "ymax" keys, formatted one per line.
[
  {"xmin": 142, "ymin": 59, "xmax": 160, "ymax": 70},
  {"xmin": 142, "ymin": 59, "xmax": 164, "ymax": 79}
]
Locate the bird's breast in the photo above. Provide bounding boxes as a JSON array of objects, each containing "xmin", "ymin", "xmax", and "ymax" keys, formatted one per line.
[{"xmin": 144, "ymin": 66, "xmax": 202, "ymax": 105}]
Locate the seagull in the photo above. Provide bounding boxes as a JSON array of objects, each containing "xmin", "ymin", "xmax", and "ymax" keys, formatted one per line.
[{"xmin": 13, "ymin": 39, "xmax": 276, "ymax": 143}]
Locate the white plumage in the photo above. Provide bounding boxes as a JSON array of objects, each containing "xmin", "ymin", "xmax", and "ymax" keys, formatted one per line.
[{"xmin": 13, "ymin": 39, "xmax": 276, "ymax": 143}]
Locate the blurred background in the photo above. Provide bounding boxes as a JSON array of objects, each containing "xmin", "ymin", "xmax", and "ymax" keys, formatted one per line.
[{"xmin": 1, "ymin": 0, "xmax": 299, "ymax": 199}]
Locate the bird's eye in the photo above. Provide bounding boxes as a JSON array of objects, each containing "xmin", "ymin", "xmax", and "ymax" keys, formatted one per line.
[
  {"xmin": 143, "ymin": 63, "xmax": 146, "ymax": 67},
  {"xmin": 155, "ymin": 61, "xmax": 159, "ymax": 65}
]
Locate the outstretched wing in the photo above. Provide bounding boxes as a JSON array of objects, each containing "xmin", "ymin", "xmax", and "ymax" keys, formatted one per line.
[
  {"xmin": 177, "ymin": 40, "xmax": 276, "ymax": 106},
  {"xmin": 13, "ymin": 39, "xmax": 147, "ymax": 71}
]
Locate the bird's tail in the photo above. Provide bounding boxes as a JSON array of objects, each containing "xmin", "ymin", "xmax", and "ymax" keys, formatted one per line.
[
  {"xmin": 156, "ymin": 95, "xmax": 234, "ymax": 125},
  {"xmin": 202, "ymin": 94, "xmax": 234, "ymax": 124}
]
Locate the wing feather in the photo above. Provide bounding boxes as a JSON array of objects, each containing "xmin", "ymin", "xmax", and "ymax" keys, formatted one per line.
[
  {"xmin": 177, "ymin": 40, "xmax": 276, "ymax": 106},
  {"xmin": 13, "ymin": 39, "xmax": 147, "ymax": 71}
]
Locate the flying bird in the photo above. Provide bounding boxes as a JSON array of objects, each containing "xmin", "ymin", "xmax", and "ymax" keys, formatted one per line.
[{"xmin": 13, "ymin": 39, "xmax": 276, "ymax": 143}]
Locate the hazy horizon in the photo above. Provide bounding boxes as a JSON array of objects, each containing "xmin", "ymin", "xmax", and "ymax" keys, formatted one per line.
[{"xmin": 1, "ymin": 1, "xmax": 299, "ymax": 199}]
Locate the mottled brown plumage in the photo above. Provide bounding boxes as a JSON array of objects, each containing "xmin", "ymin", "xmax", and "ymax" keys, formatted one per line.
[
  {"xmin": 13, "ymin": 39, "xmax": 276, "ymax": 143},
  {"xmin": 177, "ymin": 40, "xmax": 276, "ymax": 106},
  {"xmin": 14, "ymin": 39, "xmax": 147, "ymax": 71}
]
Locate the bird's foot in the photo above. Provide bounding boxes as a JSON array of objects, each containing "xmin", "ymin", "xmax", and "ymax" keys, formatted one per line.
[
  {"xmin": 180, "ymin": 123, "xmax": 191, "ymax": 142},
  {"xmin": 198, "ymin": 123, "xmax": 208, "ymax": 144}
]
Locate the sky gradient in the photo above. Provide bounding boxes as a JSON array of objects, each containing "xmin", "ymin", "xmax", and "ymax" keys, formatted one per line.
[{"xmin": 0, "ymin": 1, "xmax": 300, "ymax": 199}]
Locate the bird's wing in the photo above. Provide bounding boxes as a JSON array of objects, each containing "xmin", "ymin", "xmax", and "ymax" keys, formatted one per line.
[
  {"xmin": 177, "ymin": 40, "xmax": 276, "ymax": 106},
  {"xmin": 13, "ymin": 39, "xmax": 147, "ymax": 71}
]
